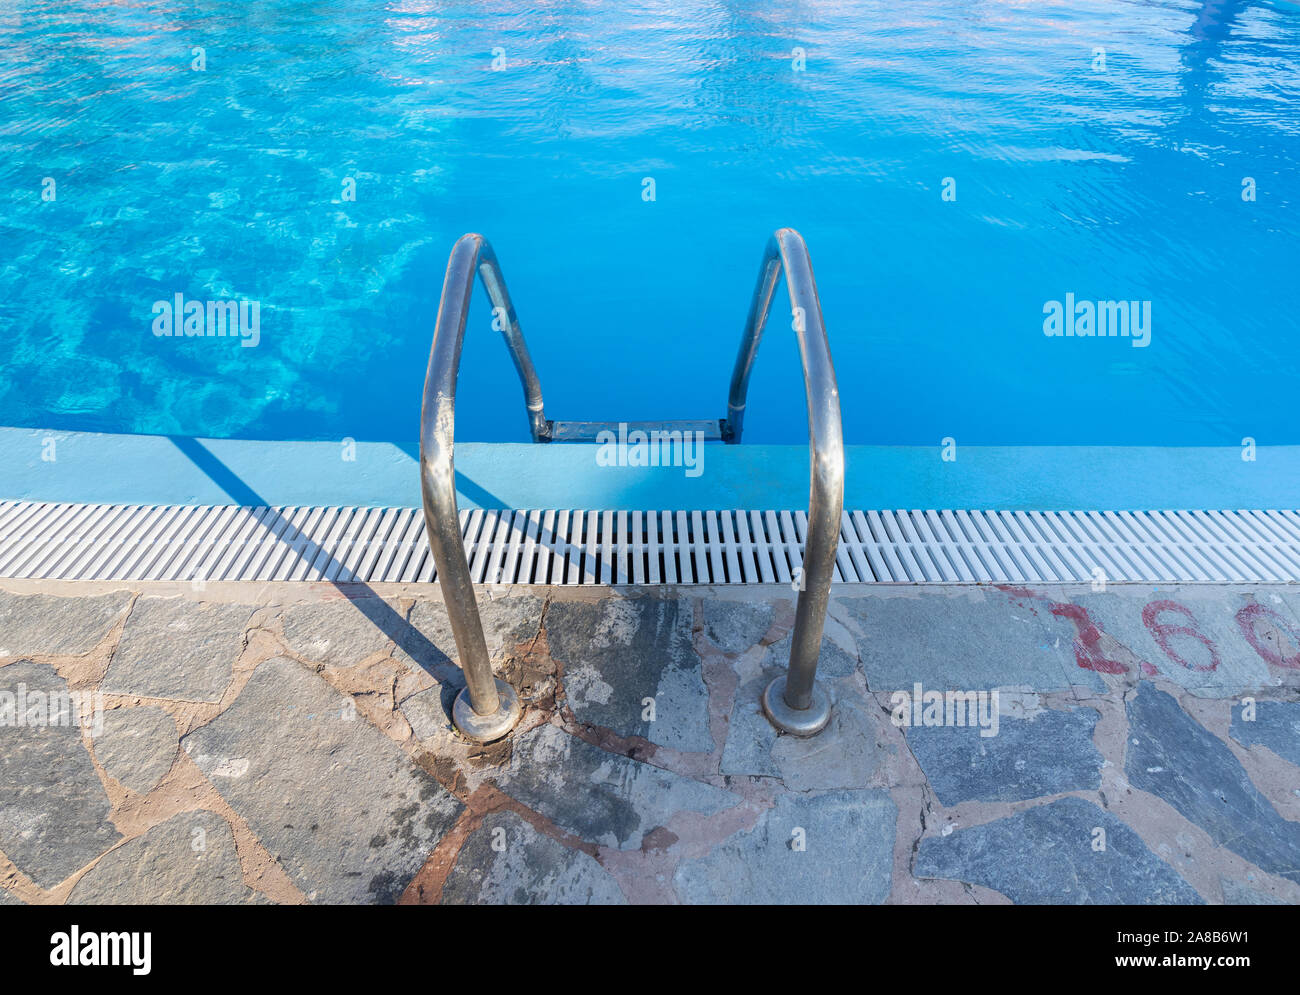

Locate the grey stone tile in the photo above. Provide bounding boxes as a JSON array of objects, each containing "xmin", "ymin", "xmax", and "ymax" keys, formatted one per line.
[
  {"xmin": 1230, "ymin": 699, "xmax": 1300, "ymax": 767},
  {"xmin": 1010, "ymin": 594, "xmax": 1114, "ymax": 694},
  {"xmin": 771, "ymin": 683, "xmax": 884, "ymax": 791},
  {"xmin": 496, "ymin": 724, "xmax": 737, "ymax": 851},
  {"xmin": 1242, "ymin": 593, "xmax": 1300, "ymax": 685},
  {"xmin": 0, "ymin": 887, "xmax": 23, "ymax": 905},
  {"xmin": 0, "ymin": 660, "xmax": 120, "ymax": 887},
  {"xmin": 104, "ymin": 598, "xmax": 253, "ymax": 702},
  {"xmin": 916, "ymin": 797, "xmax": 1202, "ymax": 904},
  {"xmin": 1074, "ymin": 590, "xmax": 1272, "ymax": 697},
  {"xmin": 1276, "ymin": 590, "xmax": 1300, "ymax": 633},
  {"xmin": 700, "ymin": 599, "xmax": 776, "ymax": 654},
  {"xmin": 69, "ymin": 810, "xmax": 257, "ymax": 904},
  {"xmin": 723, "ymin": 672, "xmax": 882, "ymax": 789},
  {"xmin": 442, "ymin": 810, "xmax": 625, "ymax": 905},
  {"xmin": 674, "ymin": 790, "xmax": 896, "ymax": 904},
  {"xmin": 0, "ymin": 591, "xmax": 131, "ymax": 657},
  {"xmin": 720, "ymin": 674, "xmax": 781, "ymax": 778},
  {"xmin": 280, "ymin": 599, "xmax": 395, "ymax": 668},
  {"xmin": 904, "ymin": 706, "xmax": 1103, "ymax": 805},
  {"xmin": 180, "ymin": 656, "xmax": 462, "ymax": 904},
  {"xmin": 92, "ymin": 706, "xmax": 178, "ymax": 795},
  {"xmin": 399, "ymin": 685, "xmax": 454, "ymax": 742},
  {"xmin": 550, "ymin": 599, "xmax": 713, "ymax": 753},
  {"xmin": 395, "ymin": 596, "xmax": 542, "ymax": 677},
  {"xmin": 1220, "ymin": 877, "xmax": 1286, "ymax": 905},
  {"xmin": 1126, "ymin": 682, "xmax": 1300, "ymax": 883},
  {"xmin": 762, "ymin": 626, "xmax": 858, "ymax": 680},
  {"xmin": 844, "ymin": 591, "xmax": 1080, "ymax": 693}
]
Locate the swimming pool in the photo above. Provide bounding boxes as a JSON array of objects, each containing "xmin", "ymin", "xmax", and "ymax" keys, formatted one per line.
[{"xmin": 1, "ymin": 0, "xmax": 1297, "ymax": 449}]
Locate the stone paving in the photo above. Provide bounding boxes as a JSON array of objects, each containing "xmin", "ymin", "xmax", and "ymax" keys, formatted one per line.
[{"xmin": 0, "ymin": 578, "xmax": 1298, "ymax": 905}]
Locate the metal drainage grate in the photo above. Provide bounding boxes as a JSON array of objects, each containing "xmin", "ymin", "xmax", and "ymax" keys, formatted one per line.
[{"xmin": 0, "ymin": 502, "xmax": 1298, "ymax": 585}]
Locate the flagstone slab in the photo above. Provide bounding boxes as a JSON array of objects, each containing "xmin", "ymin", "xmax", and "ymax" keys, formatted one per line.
[
  {"xmin": 1276, "ymin": 591, "xmax": 1300, "ymax": 654},
  {"xmin": 92, "ymin": 705, "xmax": 178, "ymax": 795},
  {"xmin": 904, "ymin": 706, "xmax": 1103, "ymax": 805},
  {"xmin": 1073, "ymin": 590, "xmax": 1273, "ymax": 697},
  {"xmin": 770, "ymin": 683, "xmax": 883, "ymax": 791},
  {"xmin": 69, "ymin": 810, "xmax": 256, "ymax": 904},
  {"xmin": 916, "ymin": 797, "xmax": 1202, "ymax": 904},
  {"xmin": 0, "ymin": 660, "xmax": 120, "ymax": 887},
  {"xmin": 1126, "ymin": 682, "xmax": 1300, "ymax": 883},
  {"xmin": 700, "ymin": 598, "xmax": 776, "ymax": 654},
  {"xmin": 1220, "ymin": 877, "xmax": 1286, "ymax": 905},
  {"xmin": 396, "ymin": 596, "xmax": 543, "ymax": 676},
  {"xmin": 1239, "ymin": 593, "xmax": 1300, "ymax": 688},
  {"xmin": 1229, "ymin": 699, "xmax": 1300, "ymax": 767},
  {"xmin": 442, "ymin": 810, "xmax": 625, "ymax": 905},
  {"xmin": 495, "ymin": 723, "xmax": 737, "ymax": 851},
  {"xmin": 845, "ymin": 592, "xmax": 1081, "ymax": 693},
  {"xmin": 720, "ymin": 673, "xmax": 782, "ymax": 778},
  {"xmin": 550, "ymin": 599, "xmax": 713, "ymax": 753},
  {"xmin": 762, "ymin": 626, "xmax": 859, "ymax": 680},
  {"xmin": 104, "ymin": 597, "xmax": 253, "ymax": 702},
  {"xmin": 0, "ymin": 590, "xmax": 131, "ymax": 658},
  {"xmin": 181, "ymin": 656, "xmax": 462, "ymax": 904},
  {"xmin": 399, "ymin": 684, "xmax": 455, "ymax": 742},
  {"xmin": 674, "ymin": 790, "xmax": 896, "ymax": 904},
  {"xmin": 280, "ymin": 599, "xmax": 396, "ymax": 668},
  {"xmin": 721, "ymin": 673, "xmax": 882, "ymax": 789}
]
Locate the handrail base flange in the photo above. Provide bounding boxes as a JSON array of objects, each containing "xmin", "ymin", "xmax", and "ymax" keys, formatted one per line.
[
  {"xmin": 452, "ymin": 679, "xmax": 523, "ymax": 743},
  {"xmin": 761, "ymin": 675, "xmax": 831, "ymax": 737}
]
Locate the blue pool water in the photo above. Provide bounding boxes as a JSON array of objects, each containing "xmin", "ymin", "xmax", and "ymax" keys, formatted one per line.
[{"xmin": 1, "ymin": 0, "xmax": 1297, "ymax": 448}]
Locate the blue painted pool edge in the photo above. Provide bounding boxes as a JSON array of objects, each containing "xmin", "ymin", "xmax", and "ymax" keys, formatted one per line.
[{"xmin": 1, "ymin": 426, "xmax": 1296, "ymax": 511}]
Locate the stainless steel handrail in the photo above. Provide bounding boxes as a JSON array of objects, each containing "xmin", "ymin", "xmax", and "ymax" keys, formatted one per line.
[
  {"xmin": 420, "ymin": 232, "xmax": 549, "ymax": 741},
  {"xmin": 724, "ymin": 228, "xmax": 844, "ymax": 736},
  {"xmin": 422, "ymin": 227, "xmax": 842, "ymax": 741}
]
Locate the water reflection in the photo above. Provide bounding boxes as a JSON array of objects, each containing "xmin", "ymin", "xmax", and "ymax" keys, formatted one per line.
[{"xmin": 0, "ymin": 0, "xmax": 1295, "ymax": 447}]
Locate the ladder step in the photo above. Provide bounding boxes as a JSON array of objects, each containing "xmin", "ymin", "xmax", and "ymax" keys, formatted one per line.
[{"xmin": 548, "ymin": 419, "xmax": 725, "ymax": 443}]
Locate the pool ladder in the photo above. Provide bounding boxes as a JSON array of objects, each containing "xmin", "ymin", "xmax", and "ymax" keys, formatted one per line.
[{"xmin": 420, "ymin": 229, "xmax": 844, "ymax": 742}]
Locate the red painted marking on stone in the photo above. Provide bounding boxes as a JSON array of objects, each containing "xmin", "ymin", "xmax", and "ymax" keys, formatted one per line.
[
  {"xmin": 1142, "ymin": 599, "xmax": 1219, "ymax": 673},
  {"xmin": 1050, "ymin": 603, "xmax": 1129, "ymax": 674},
  {"xmin": 1236, "ymin": 602, "xmax": 1300, "ymax": 670},
  {"xmin": 996, "ymin": 584, "xmax": 1040, "ymax": 601},
  {"xmin": 995, "ymin": 584, "xmax": 1044, "ymax": 615}
]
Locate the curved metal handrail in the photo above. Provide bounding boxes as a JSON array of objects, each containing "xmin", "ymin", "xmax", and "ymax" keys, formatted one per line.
[
  {"xmin": 422, "ymin": 227, "xmax": 843, "ymax": 740},
  {"xmin": 724, "ymin": 228, "xmax": 845, "ymax": 735},
  {"xmin": 420, "ymin": 233, "xmax": 549, "ymax": 740}
]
